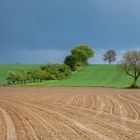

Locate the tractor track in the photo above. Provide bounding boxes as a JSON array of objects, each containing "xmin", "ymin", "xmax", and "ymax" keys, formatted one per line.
[{"xmin": 0, "ymin": 87, "xmax": 140, "ymax": 140}]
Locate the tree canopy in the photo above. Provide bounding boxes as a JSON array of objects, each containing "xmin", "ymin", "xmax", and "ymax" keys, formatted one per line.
[
  {"xmin": 119, "ymin": 50, "xmax": 140, "ymax": 88},
  {"xmin": 64, "ymin": 44, "xmax": 94, "ymax": 70},
  {"xmin": 103, "ymin": 50, "xmax": 117, "ymax": 64}
]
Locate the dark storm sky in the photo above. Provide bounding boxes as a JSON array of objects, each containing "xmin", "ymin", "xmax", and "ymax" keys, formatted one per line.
[{"xmin": 0, "ymin": 0, "xmax": 140, "ymax": 64}]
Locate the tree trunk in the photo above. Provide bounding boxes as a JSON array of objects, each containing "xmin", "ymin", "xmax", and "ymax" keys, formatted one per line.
[
  {"xmin": 109, "ymin": 59, "xmax": 111, "ymax": 64},
  {"xmin": 132, "ymin": 77, "xmax": 138, "ymax": 88}
]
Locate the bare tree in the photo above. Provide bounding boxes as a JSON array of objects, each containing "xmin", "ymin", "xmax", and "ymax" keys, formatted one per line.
[
  {"xmin": 119, "ymin": 50, "xmax": 140, "ymax": 88},
  {"xmin": 103, "ymin": 50, "xmax": 117, "ymax": 64}
]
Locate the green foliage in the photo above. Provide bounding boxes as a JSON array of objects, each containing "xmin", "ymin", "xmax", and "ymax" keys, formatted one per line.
[
  {"xmin": 64, "ymin": 44, "xmax": 94, "ymax": 70},
  {"xmin": 103, "ymin": 50, "xmax": 117, "ymax": 64},
  {"xmin": 40, "ymin": 64, "xmax": 71, "ymax": 80},
  {"xmin": 4, "ymin": 64, "xmax": 72, "ymax": 85},
  {"xmin": 71, "ymin": 44, "xmax": 94, "ymax": 62},
  {"xmin": 7, "ymin": 71, "xmax": 19, "ymax": 84},
  {"xmin": 64, "ymin": 55, "xmax": 77, "ymax": 71},
  {"xmin": 7, "ymin": 69, "xmax": 29, "ymax": 84}
]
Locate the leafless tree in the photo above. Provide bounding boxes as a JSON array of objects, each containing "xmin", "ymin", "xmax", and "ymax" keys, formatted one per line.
[
  {"xmin": 103, "ymin": 50, "xmax": 116, "ymax": 64},
  {"xmin": 119, "ymin": 50, "xmax": 140, "ymax": 88}
]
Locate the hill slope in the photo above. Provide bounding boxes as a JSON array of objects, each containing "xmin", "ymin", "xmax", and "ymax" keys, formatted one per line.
[
  {"xmin": 1, "ymin": 64, "xmax": 140, "ymax": 87},
  {"xmin": 0, "ymin": 64, "xmax": 40, "ymax": 85},
  {"xmin": 27, "ymin": 64, "xmax": 140, "ymax": 88}
]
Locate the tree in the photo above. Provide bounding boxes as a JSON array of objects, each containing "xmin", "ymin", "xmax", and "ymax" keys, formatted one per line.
[
  {"xmin": 119, "ymin": 50, "xmax": 140, "ymax": 88},
  {"xmin": 40, "ymin": 64, "xmax": 72, "ymax": 80},
  {"xmin": 31, "ymin": 70, "xmax": 38, "ymax": 83},
  {"xmin": 26, "ymin": 71, "xmax": 33, "ymax": 83},
  {"xmin": 64, "ymin": 44, "xmax": 94, "ymax": 70},
  {"xmin": 103, "ymin": 50, "xmax": 117, "ymax": 64},
  {"xmin": 17, "ymin": 69, "xmax": 28, "ymax": 84},
  {"xmin": 71, "ymin": 44, "xmax": 94, "ymax": 64},
  {"xmin": 6, "ymin": 71, "xmax": 20, "ymax": 84},
  {"xmin": 64, "ymin": 55, "xmax": 77, "ymax": 71},
  {"xmin": 57, "ymin": 64, "xmax": 72, "ymax": 79}
]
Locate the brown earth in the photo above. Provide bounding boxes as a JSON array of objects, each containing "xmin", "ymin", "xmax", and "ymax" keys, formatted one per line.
[{"xmin": 0, "ymin": 87, "xmax": 140, "ymax": 140}]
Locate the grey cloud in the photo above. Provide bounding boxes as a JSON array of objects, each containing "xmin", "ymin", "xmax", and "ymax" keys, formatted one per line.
[
  {"xmin": 0, "ymin": 49, "xmax": 68, "ymax": 64},
  {"xmin": 1, "ymin": 0, "xmax": 140, "ymax": 63}
]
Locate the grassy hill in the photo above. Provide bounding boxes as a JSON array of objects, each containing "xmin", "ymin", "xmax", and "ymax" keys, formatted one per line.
[
  {"xmin": 0, "ymin": 64, "xmax": 40, "ymax": 85},
  {"xmin": 0, "ymin": 64, "xmax": 140, "ymax": 87},
  {"xmin": 26, "ymin": 64, "xmax": 140, "ymax": 88}
]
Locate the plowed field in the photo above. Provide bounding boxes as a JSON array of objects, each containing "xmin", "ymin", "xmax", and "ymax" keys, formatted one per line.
[{"xmin": 0, "ymin": 87, "xmax": 140, "ymax": 140}]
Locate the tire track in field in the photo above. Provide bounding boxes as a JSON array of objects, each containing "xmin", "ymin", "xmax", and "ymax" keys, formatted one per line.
[
  {"xmin": 1, "ymin": 88, "xmax": 140, "ymax": 140},
  {"xmin": 0, "ymin": 107, "xmax": 17, "ymax": 140},
  {"xmin": 6, "ymin": 98, "xmax": 114, "ymax": 140},
  {"xmin": 96, "ymin": 95, "xmax": 105, "ymax": 114},
  {"xmin": 0, "ymin": 101, "xmax": 66, "ymax": 140},
  {"xmin": 2, "ymin": 99, "xmax": 95, "ymax": 140},
  {"xmin": 67, "ymin": 95, "xmax": 79, "ymax": 105},
  {"xmin": 118, "ymin": 95, "xmax": 140, "ymax": 122},
  {"xmin": 34, "ymin": 95, "xmax": 140, "ymax": 130},
  {"xmin": 27, "ymin": 99, "xmax": 137, "ymax": 140},
  {"xmin": 40, "ymin": 97, "xmax": 140, "ymax": 139},
  {"xmin": 72, "ymin": 120, "xmax": 112, "ymax": 140},
  {"xmin": 89, "ymin": 96, "xmax": 95, "ymax": 109},
  {"xmin": 20, "ymin": 103, "xmax": 99, "ymax": 140},
  {"xmin": 128, "ymin": 103, "xmax": 139, "ymax": 122},
  {"xmin": 84, "ymin": 95, "xmax": 93, "ymax": 108},
  {"xmin": 26, "ymin": 102, "xmax": 113, "ymax": 140},
  {"xmin": 108, "ymin": 97, "xmax": 114, "ymax": 114},
  {"xmin": 108, "ymin": 96, "xmax": 128, "ymax": 122},
  {"xmin": 46, "ymin": 101, "xmax": 139, "ymax": 139},
  {"xmin": 36, "ymin": 96, "xmax": 139, "ymax": 129},
  {"xmin": 126, "ymin": 94, "xmax": 140, "ymax": 103},
  {"xmin": 102, "ymin": 96, "xmax": 113, "ymax": 113},
  {"xmin": 0, "ymin": 108, "xmax": 6, "ymax": 140},
  {"xmin": 113, "ymin": 95, "xmax": 140, "ymax": 124},
  {"xmin": 0, "ymin": 102, "xmax": 41, "ymax": 140},
  {"xmin": 2, "ymin": 105, "xmax": 39, "ymax": 140}
]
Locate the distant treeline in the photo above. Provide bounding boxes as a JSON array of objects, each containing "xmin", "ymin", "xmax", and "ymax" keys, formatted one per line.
[
  {"xmin": 7, "ymin": 64, "xmax": 72, "ymax": 85},
  {"xmin": 6, "ymin": 45, "xmax": 94, "ymax": 85}
]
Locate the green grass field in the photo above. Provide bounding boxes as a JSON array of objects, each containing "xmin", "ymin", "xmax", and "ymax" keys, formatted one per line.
[
  {"xmin": 0, "ymin": 64, "xmax": 40, "ymax": 85},
  {"xmin": 26, "ymin": 64, "xmax": 140, "ymax": 88},
  {"xmin": 0, "ymin": 64, "xmax": 140, "ymax": 87}
]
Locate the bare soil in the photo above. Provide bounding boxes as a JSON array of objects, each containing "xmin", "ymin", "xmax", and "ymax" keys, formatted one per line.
[{"xmin": 0, "ymin": 87, "xmax": 140, "ymax": 140}]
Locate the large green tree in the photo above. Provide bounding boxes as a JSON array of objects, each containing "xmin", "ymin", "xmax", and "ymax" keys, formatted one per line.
[
  {"xmin": 64, "ymin": 44, "xmax": 94, "ymax": 70},
  {"xmin": 71, "ymin": 44, "xmax": 94, "ymax": 64}
]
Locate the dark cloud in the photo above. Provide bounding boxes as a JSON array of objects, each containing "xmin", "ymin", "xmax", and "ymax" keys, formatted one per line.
[{"xmin": 1, "ymin": 0, "xmax": 140, "ymax": 63}]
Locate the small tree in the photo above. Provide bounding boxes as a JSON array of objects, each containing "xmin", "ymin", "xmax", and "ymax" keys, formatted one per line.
[
  {"xmin": 31, "ymin": 70, "xmax": 38, "ymax": 83},
  {"xmin": 103, "ymin": 50, "xmax": 117, "ymax": 64},
  {"xmin": 119, "ymin": 50, "xmax": 140, "ymax": 88},
  {"xmin": 17, "ymin": 69, "xmax": 28, "ymax": 84},
  {"xmin": 27, "ymin": 71, "xmax": 32, "ymax": 83},
  {"xmin": 7, "ymin": 71, "xmax": 20, "ymax": 84}
]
